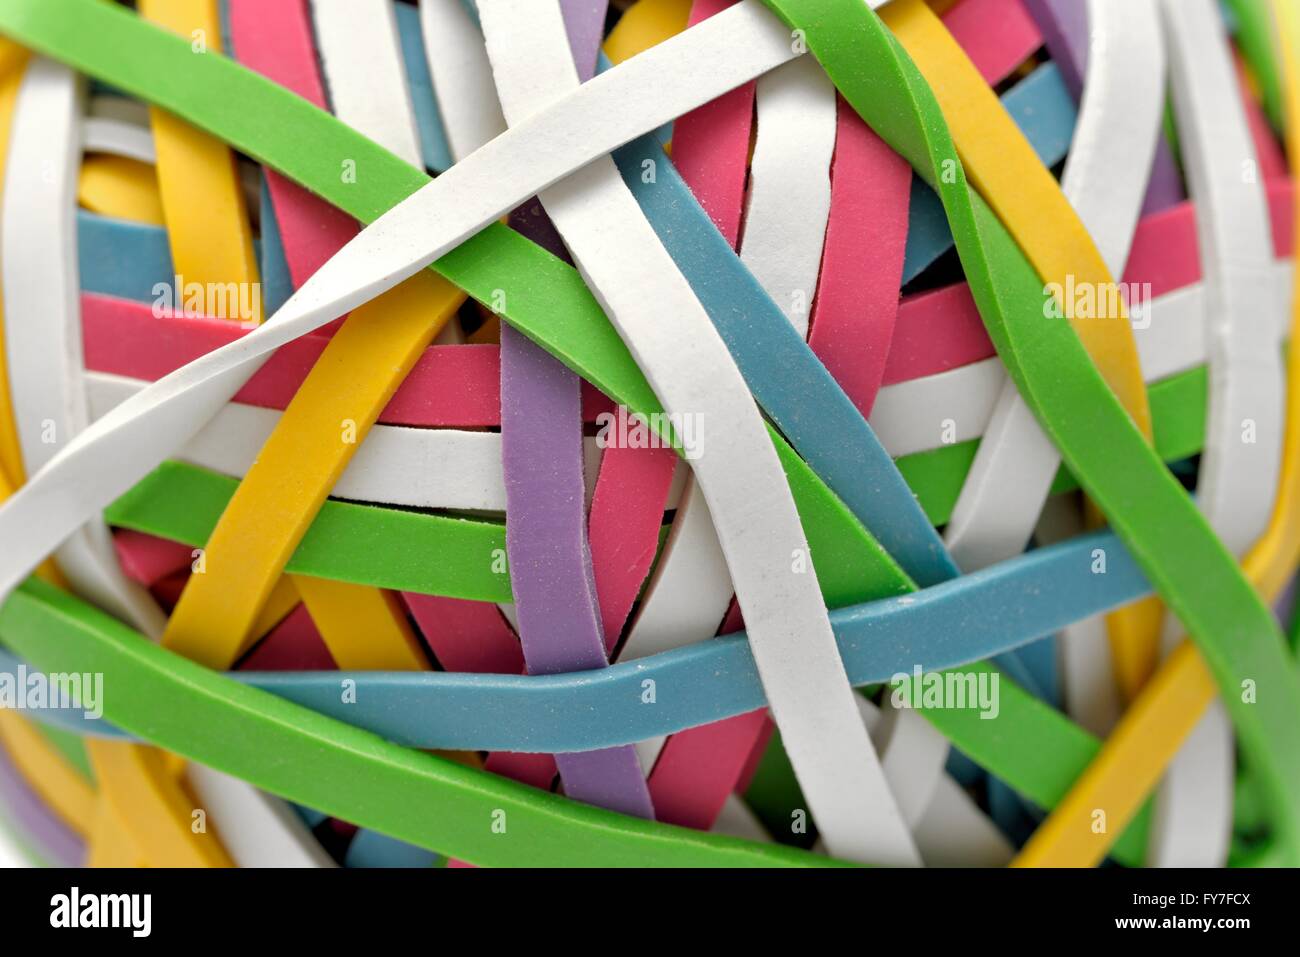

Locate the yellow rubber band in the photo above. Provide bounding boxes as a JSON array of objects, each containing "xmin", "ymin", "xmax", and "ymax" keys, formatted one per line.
[
  {"xmin": 138, "ymin": 0, "xmax": 259, "ymax": 324},
  {"xmin": 87, "ymin": 797, "xmax": 148, "ymax": 867},
  {"xmin": 291, "ymin": 574, "xmax": 429, "ymax": 671},
  {"xmin": 880, "ymin": 0, "xmax": 1153, "ymax": 438},
  {"xmin": 85, "ymin": 740, "xmax": 233, "ymax": 867},
  {"xmin": 1012, "ymin": 0, "xmax": 1300, "ymax": 867},
  {"xmin": 0, "ymin": 710, "xmax": 96, "ymax": 837},
  {"xmin": 163, "ymin": 269, "xmax": 464, "ymax": 670},
  {"xmin": 0, "ymin": 47, "xmax": 29, "ymax": 491},
  {"xmin": 604, "ymin": 0, "xmax": 692, "ymax": 65},
  {"xmin": 77, "ymin": 154, "xmax": 165, "ymax": 225}
]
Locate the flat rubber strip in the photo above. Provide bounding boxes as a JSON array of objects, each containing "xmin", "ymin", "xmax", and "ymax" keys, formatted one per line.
[
  {"xmin": 762, "ymin": 0, "xmax": 1300, "ymax": 863},
  {"xmin": 138, "ymin": 0, "xmax": 259, "ymax": 324},
  {"xmin": 96, "ymin": 349, "xmax": 1219, "ymax": 604},
  {"xmin": 941, "ymin": 0, "xmax": 1041, "ymax": 85},
  {"xmin": 738, "ymin": 53, "xmax": 834, "ymax": 338},
  {"xmin": 86, "ymin": 371, "xmax": 622, "ymax": 515},
  {"xmin": 0, "ymin": 0, "xmax": 904, "ymax": 648},
  {"xmin": 806, "ymin": 98, "xmax": 911, "ymax": 418},
  {"xmin": 668, "ymin": 0, "xmax": 753, "ymax": 249}
]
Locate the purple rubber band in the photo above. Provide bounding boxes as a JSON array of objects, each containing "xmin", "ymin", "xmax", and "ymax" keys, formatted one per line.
[
  {"xmin": 1023, "ymin": 0, "xmax": 1185, "ymax": 216},
  {"xmin": 499, "ymin": 0, "xmax": 654, "ymax": 819},
  {"xmin": 0, "ymin": 736, "xmax": 86, "ymax": 867}
]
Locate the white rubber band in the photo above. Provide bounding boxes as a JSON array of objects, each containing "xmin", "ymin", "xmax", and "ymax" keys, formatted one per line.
[
  {"xmin": 1, "ymin": 56, "xmax": 166, "ymax": 638},
  {"xmin": 419, "ymin": 0, "xmax": 508, "ymax": 167},
  {"xmin": 81, "ymin": 116, "xmax": 156, "ymax": 164},
  {"xmin": 478, "ymin": 0, "xmax": 916, "ymax": 865},
  {"xmin": 311, "ymin": 0, "xmax": 423, "ymax": 168},
  {"xmin": 738, "ymin": 54, "xmax": 835, "ymax": 339},
  {"xmin": 186, "ymin": 763, "xmax": 335, "ymax": 868}
]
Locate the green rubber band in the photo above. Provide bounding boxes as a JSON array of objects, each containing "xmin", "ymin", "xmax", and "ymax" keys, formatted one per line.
[
  {"xmin": 0, "ymin": 0, "xmax": 912, "ymax": 609},
  {"xmin": 0, "ymin": 577, "xmax": 843, "ymax": 868},
  {"xmin": 761, "ymin": 0, "xmax": 1300, "ymax": 863}
]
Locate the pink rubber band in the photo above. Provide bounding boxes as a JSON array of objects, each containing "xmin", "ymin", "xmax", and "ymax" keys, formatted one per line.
[
  {"xmin": 228, "ymin": 0, "xmax": 358, "ymax": 287},
  {"xmin": 941, "ymin": 0, "xmax": 1042, "ymax": 86},
  {"xmin": 664, "ymin": 0, "xmax": 754, "ymax": 248},
  {"xmin": 807, "ymin": 98, "xmax": 912, "ymax": 417},
  {"xmin": 113, "ymin": 529, "xmax": 194, "ymax": 587},
  {"xmin": 237, "ymin": 605, "xmax": 337, "ymax": 672},
  {"xmin": 81, "ymin": 293, "xmax": 616, "ymax": 426}
]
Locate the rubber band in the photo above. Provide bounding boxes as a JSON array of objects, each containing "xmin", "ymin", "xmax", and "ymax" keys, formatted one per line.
[
  {"xmin": 311, "ymin": 0, "xmax": 423, "ymax": 175},
  {"xmin": 391, "ymin": 1, "xmax": 453, "ymax": 175},
  {"xmin": 82, "ymin": 115, "xmax": 156, "ymax": 165},
  {"xmin": 138, "ymin": 0, "xmax": 259, "ymax": 325},
  {"xmin": 163, "ymin": 0, "xmax": 465, "ymax": 670},
  {"xmin": 739, "ymin": 54, "xmax": 834, "ymax": 338},
  {"xmin": 667, "ymin": 1, "xmax": 753, "ymax": 249},
  {"xmin": 2, "ymin": 55, "xmax": 166, "ymax": 637},
  {"xmin": 489, "ymin": 0, "xmax": 914, "ymax": 859},
  {"xmin": 480, "ymin": 0, "xmax": 653, "ymax": 819},
  {"xmin": 1022, "ymin": 0, "xmax": 1187, "ymax": 217},
  {"xmin": 940, "ymin": 0, "xmax": 1042, "ymax": 86},
  {"xmin": 0, "ymin": 539, "xmax": 1157, "ymax": 867},
  {"xmin": 806, "ymin": 99, "xmax": 911, "ymax": 418},
  {"xmin": 186, "ymin": 762, "xmax": 335, "ymax": 868},
  {"xmin": 0, "ymin": 44, "xmax": 30, "ymax": 490},
  {"xmin": 77, "ymin": 154, "xmax": 164, "ymax": 225}
]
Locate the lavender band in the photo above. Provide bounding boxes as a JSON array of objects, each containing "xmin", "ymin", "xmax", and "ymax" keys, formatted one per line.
[
  {"xmin": 499, "ymin": 0, "xmax": 654, "ymax": 819},
  {"xmin": 1023, "ymin": 0, "xmax": 1185, "ymax": 216},
  {"xmin": 0, "ymin": 735, "xmax": 86, "ymax": 867}
]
